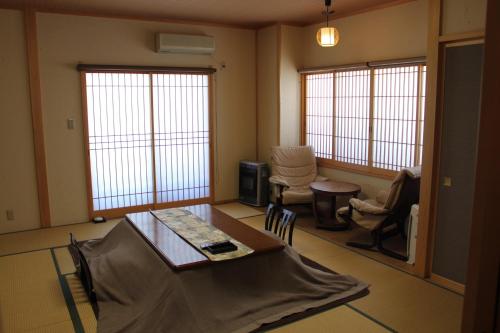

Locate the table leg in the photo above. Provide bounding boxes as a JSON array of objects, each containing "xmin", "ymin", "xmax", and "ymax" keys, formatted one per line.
[
  {"xmin": 315, "ymin": 194, "xmax": 350, "ymax": 231},
  {"xmin": 312, "ymin": 193, "xmax": 319, "ymax": 220}
]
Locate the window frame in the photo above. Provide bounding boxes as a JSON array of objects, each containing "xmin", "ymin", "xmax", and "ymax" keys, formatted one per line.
[
  {"xmin": 78, "ymin": 65, "xmax": 216, "ymax": 219},
  {"xmin": 300, "ymin": 61, "xmax": 426, "ymax": 180}
]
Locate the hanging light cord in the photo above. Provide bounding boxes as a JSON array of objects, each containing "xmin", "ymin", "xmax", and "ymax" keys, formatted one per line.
[{"xmin": 324, "ymin": 0, "xmax": 332, "ymax": 27}]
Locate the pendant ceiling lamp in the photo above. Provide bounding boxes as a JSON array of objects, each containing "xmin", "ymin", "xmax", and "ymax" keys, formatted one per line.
[{"xmin": 316, "ymin": 0, "xmax": 339, "ymax": 47}]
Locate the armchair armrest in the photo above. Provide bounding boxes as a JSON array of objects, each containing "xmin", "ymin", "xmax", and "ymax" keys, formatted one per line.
[
  {"xmin": 269, "ymin": 176, "xmax": 289, "ymax": 206},
  {"xmin": 349, "ymin": 198, "xmax": 390, "ymax": 215},
  {"xmin": 269, "ymin": 176, "xmax": 290, "ymax": 188}
]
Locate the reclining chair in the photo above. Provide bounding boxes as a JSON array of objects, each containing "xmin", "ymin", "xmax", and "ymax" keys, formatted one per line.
[
  {"xmin": 269, "ymin": 146, "xmax": 328, "ymax": 207},
  {"xmin": 337, "ymin": 166, "xmax": 421, "ymax": 260}
]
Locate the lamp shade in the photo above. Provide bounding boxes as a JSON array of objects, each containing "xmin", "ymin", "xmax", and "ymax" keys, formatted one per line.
[{"xmin": 316, "ymin": 27, "xmax": 340, "ymax": 47}]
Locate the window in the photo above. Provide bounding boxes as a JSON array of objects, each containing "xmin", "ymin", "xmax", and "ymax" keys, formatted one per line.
[
  {"xmin": 302, "ymin": 62, "xmax": 426, "ymax": 177},
  {"xmin": 81, "ymin": 66, "xmax": 213, "ymax": 216}
]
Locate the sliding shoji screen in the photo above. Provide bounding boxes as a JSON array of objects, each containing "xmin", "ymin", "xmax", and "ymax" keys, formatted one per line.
[
  {"xmin": 152, "ymin": 74, "xmax": 210, "ymax": 203},
  {"xmin": 304, "ymin": 73, "xmax": 334, "ymax": 159},
  {"xmin": 85, "ymin": 73, "xmax": 153, "ymax": 210},
  {"xmin": 82, "ymin": 68, "xmax": 212, "ymax": 214},
  {"xmin": 302, "ymin": 61, "xmax": 426, "ymax": 175},
  {"xmin": 373, "ymin": 65, "xmax": 426, "ymax": 170},
  {"xmin": 334, "ymin": 69, "xmax": 371, "ymax": 165}
]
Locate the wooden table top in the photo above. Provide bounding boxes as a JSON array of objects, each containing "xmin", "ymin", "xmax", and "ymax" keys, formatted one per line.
[
  {"xmin": 310, "ymin": 181, "xmax": 361, "ymax": 195},
  {"xmin": 126, "ymin": 204, "xmax": 284, "ymax": 271}
]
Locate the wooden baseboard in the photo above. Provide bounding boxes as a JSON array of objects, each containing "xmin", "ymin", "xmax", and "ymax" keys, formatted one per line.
[
  {"xmin": 213, "ymin": 198, "xmax": 239, "ymax": 205},
  {"xmin": 429, "ymin": 273, "xmax": 465, "ymax": 294}
]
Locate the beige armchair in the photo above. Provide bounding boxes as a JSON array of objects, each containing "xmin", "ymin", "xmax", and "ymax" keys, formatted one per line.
[
  {"xmin": 269, "ymin": 146, "xmax": 328, "ymax": 206},
  {"xmin": 337, "ymin": 166, "xmax": 421, "ymax": 260}
]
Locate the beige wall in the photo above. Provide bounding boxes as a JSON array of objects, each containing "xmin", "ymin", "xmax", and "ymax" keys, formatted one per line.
[
  {"xmin": 256, "ymin": 25, "xmax": 279, "ymax": 162},
  {"xmin": 0, "ymin": 9, "xmax": 41, "ymax": 233},
  {"xmin": 301, "ymin": 0, "xmax": 428, "ymax": 196},
  {"xmin": 34, "ymin": 13, "xmax": 256, "ymax": 226},
  {"xmin": 441, "ymin": 0, "xmax": 487, "ymax": 35},
  {"xmin": 279, "ymin": 25, "xmax": 303, "ymax": 147}
]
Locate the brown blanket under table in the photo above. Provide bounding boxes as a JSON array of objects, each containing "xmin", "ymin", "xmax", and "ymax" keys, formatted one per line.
[{"xmin": 79, "ymin": 220, "xmax": 369, "ymax": 333}]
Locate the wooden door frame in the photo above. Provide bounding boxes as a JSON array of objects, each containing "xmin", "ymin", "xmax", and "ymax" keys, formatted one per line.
[
  {"xmin": 79, "ymin": 70, "xmax": 216, "ymax": 219},
  {"xmin": 461, "ymin": 0, "xmax": 500, "ymax": 330},
  {"xmin": 425, "ymin": 39, "xmax": 484, "ymax": 295},
  {"xmin": 414, "ymin": 0, "xmax": 486, "ymax": 282}
]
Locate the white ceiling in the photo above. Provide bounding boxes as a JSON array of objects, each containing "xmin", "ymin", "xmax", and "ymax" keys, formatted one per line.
[{"xmin": 3, "ymin": 0, "xmax": 410, "ymax": 28}]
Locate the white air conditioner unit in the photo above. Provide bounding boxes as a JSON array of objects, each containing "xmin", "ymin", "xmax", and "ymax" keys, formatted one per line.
[{"xmin": 155, "ymin": 33, "xmax": 215, "ymax": 55}]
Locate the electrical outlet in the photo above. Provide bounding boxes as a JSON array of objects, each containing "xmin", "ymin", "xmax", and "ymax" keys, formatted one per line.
[{"xmin": 6, "ymin": 209, "xmax": 14, "ymax": 221}]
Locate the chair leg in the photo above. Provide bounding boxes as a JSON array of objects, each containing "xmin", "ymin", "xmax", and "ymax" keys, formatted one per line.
[
  {"xmin": 380, "ymin": 226, "xmax": 399, "ymax": 240},
  {"xmin": 346, "ymin": 221, "xmax": 408, "ymax": 261},
  {"xmin": 378, "ymin": 226, "xmax": 408, "ymax": 261},
  {"xmin": 346, "ymin": 240, "xmax": 375, "ymax": 249},
  {"xmin": 346, "ymin": 231, "xmax": 377, "ymax": 250},
  {"xmin": 377, "ymin": 242, "xmax": 408, "ymax": 261}
]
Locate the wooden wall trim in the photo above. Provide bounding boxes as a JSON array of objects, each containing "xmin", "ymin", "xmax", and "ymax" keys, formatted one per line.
[
  {"xmin": 462, "ymin": 0, "xmax": 500, "ymax": 330},
  {"xmin": 76, "ymin": 64, "xmax": 216, "ymax": 74},
  {"xmin": 414, "ymin": 0, "xmax": 441, "ymax": 278},
  {"xmin": 317, "ymin": 158, "xmax": 396, "ymax": 180},
  {"xmin": 79, "ymin": 73, "xmax": 94, "ymax": 220},
  {"xmin": 24, "ymin": 8, "xmax": 51, "ymax": 228},
  {"xmin": 300, "ymin": 74, "xmax": 306, "ymax": 145},
  {"xmin": 276, "ymin": 24, "xmax": 282, "ymax": 146},
  {"xmin": 255, "ymin": 30, "xmax": 260, "ymax": 160},
  {"xmin": 430, "ymin": 273, "xmax": 465, "ymax": 295},
  {"xmin": 208, "ymin": 74, "xmax": 216, "ymax": 204},
  {"xmin": 438, "ymin": 30, "xmax": 485, "ymax": 43}
]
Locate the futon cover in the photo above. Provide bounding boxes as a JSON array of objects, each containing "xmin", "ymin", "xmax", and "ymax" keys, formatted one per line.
[{"xmin": 80, "ymin": 221, "xmax": 368, "ymax": 333}]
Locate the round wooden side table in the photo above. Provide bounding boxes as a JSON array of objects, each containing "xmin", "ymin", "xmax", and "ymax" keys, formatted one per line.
[{"xmin": 310, "ymin": 181, "xmax": 361, "ymax": 231}]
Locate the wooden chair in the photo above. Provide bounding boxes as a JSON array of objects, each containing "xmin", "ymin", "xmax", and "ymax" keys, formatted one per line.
[{"xmin": 265, "ymin": 203, "xmax": 297, "ymax": 246}]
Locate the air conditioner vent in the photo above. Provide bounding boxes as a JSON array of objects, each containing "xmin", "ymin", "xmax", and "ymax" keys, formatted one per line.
[{"xmin": 155, "ymin": 33, "xmax": 215, "ymax": 55}]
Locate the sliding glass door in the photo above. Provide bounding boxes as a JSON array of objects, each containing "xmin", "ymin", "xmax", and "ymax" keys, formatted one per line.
[
  {"xmin": 81, "ymin": 70, "xmax": 212, "ymax": 217},
  {"xmin": 152, "ymin": 74, "xmax": 210, "ymax": 203}
]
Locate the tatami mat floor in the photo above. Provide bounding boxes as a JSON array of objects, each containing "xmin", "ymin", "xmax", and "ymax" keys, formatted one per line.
[{"xmin": 0, "ymin": 203, "xmax": 463, "ymax": 333}]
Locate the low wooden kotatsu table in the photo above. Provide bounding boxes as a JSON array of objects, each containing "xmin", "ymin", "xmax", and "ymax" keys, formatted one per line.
[
  {"xmin": 310, "ymin": 181, "xmax": 361, "ymax": 231},
  {"xmin": 126, "ymin": 204, "xmax": 284, "ymax": 270}
]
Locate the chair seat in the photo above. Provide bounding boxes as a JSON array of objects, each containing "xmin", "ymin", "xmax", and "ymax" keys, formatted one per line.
[
  {"xmin": 282, "ymin": 187, "xmax": 313, "ymax": 205},
  {"xmin": 337, "ymin": 199, "xmax": 387, "ymax": 231}
]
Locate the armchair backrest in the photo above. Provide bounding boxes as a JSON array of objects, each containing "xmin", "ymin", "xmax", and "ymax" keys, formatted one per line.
[
  {"xmin": 384, "ymin": 165, "xmax": 421, "ymax": 211},
  {"xmin": 271, "ymin": 146, "xmax": 318, "ymax": 188},
  {"xmin": 391, "ymin": 175, "xmax": 420, "ymax": 223}
]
